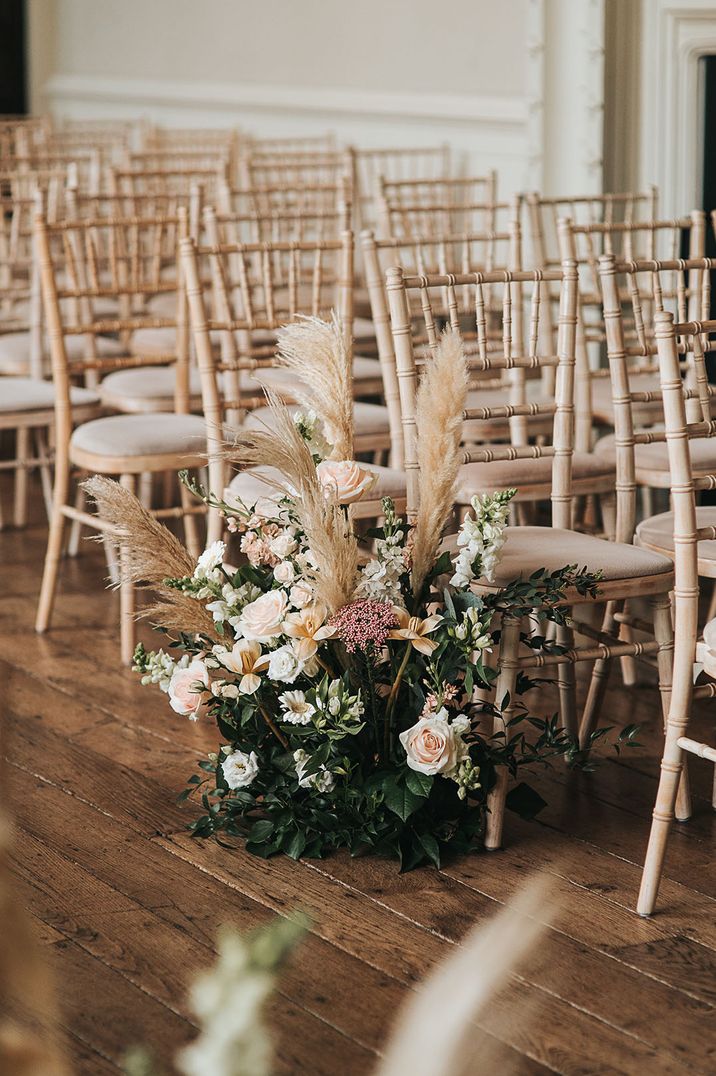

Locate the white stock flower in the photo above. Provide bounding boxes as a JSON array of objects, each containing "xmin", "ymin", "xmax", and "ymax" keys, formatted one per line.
[
  {"xmin": 193, "ymin": 540, "xmax": 226, "ymax": 581},
  {"xmin": 266, "ymin": 644, "xmax": 303, "ymax": 684},
  {"xmin": 278, "ymin": 690, "xmax": 316, "ymax": 725},
  {"xmin": 221, "ymin": 749, "xmax": 259, "ymax": 790}
]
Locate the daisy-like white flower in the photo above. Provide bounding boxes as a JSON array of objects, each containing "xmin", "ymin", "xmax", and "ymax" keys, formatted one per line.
[
  {"xmin": 278, "ymin": 690, "xmax": 316, "ymax": 725},
  {"xmin": 283, "ymin": 601, "xmax": 336, "ymax": 661},
  {"xmin": 216, "ymin": 639, "xmax": 268, "ymax": 695},
  {"xmin": 388, "ymin": 607, "xmax": 443, "ymax": 656}
]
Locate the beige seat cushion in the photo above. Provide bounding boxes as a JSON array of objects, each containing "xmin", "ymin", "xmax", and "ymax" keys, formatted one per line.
[
  {"xmin": 595, "ymin": 432, "xmax": 716, "ymax": 473},
  {"xmin": 477, "ymin": 526, "xmax": 672, "ymax": 585},
  {"xmin": 591, "ymin": 371, "xmax": 661, "ymax": 422},
  {"xmin": 99, "ymin": 365, "xmax": 203, "ymax": 412},
  {"xmin": 463, "ymin": 381, "xmax": 552, "ymax": 441},
  {"xmin": 225, "ymin": 460, "xmax": 405, "ymax": 510},
  {"xmin": 637, "ymin": 507, "xmax": 716, "ymax": 567},
  {"xmin": 70, "ymin": 412, "xmax": 206, "ymax": 458},
  {"xmin": 245, "ymin": 400, "xmax": 389, "ymax": 437},
  {"xmin": 455, "ymin": 451, "xmax": 614, "ymax": 501},
  {"xmin": 146, "ymin": 292, "xmax": 177, "ymax": 317},
  {"xmin": 0, "ymin": 332, "xmax": 124, "ymax": 376},
  {"xmin": 0, "ymin": 377, "xmax": 100, "ymax": 413}
]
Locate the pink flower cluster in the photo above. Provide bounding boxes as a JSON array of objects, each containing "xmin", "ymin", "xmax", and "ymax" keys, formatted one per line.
[
  {"xmin": 331, "ymin": 599, "xmax": 399, "ymax": 654},
  {"xmin": 421, "ymin": 682, "xmax": 461, "ymax": 717},
  {"xmin": 240, "ymin": 517, "xmax": 281, "ymax": 567}
]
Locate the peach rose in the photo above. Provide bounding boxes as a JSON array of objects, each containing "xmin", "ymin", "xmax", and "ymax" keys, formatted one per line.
[
  {"xmin": 238, "ymin": 589, "xmax": 288, "ymax": 642},
  {"xmin": 315, "ymin": 460, "xmax": 377, "ymax": 505},
  {"xmin": 399, "ymin": 710, "xmax": 462, "ymax": 776},
  {"xmin": 168, "ymin": 658, "xmax": 209, "ymax": 718}
]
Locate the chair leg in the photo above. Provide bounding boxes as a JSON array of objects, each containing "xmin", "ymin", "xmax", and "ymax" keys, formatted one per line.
[
  {"xmin": 34, "ymin": 429, "xmax": 54, "ymax": 523},
  {"xmin": 13, "ymin": 426, "xmax": 30, "ymax": 529},
  {"xmin": 485, "ymin": 615, "xmax": 521, "ymax": 852},
  {"xmin": 651, "ymin": 593, "xmax": 691, "ymax": 823},
  {"xmin": 600, "ymin": 492, "xmax": 616, "ymax": 540},
  {"xmin": 180, "ymin": 478, "xmax": 202, "ymax": 560},
  {"xmin": 119, "ymin": 473, "xmax": 136, "ymax": 666},
  {"xmin": 67, "ymin": 479, "xmax": 86, "ymax": 557},
  {"xmin": 579, "ymin": 600, "xmax": 616, "ymax": 749},
  {"xmin": 618, "ymin": 600, "xmax": 638, "ymax": 688},
  {"xmin": 35, "ymin": 456, "xmax": 71, "ymax": 633},
  {"xmin": 555, "ymin": 622, "xmax": 578, "ymax": 739}
]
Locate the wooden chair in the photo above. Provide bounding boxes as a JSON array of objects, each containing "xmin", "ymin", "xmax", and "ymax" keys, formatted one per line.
[
  {"xmin": 348, "ymin": 144, "xmax": 452, "ymax": 231},
  {"xmin": 181, "ymin": 228, "xmax": 405, "ymax": 543},
  {"xmin": 33, "ymin": 208, "xmax": 207, "ymax": 663},
  {"xmin": 633, "ymin": 304, "xmax": 716, "ymax": 914},
  {"xmin": 385, "ymin": 259, "xmax": 675, "ymax": 850},
  {"xmin": 558, "ymin": 213, "xmax": 706, "ymax": 451},
  {"xmin": 376, "ymin": 173, "xmax": 500, "ymax": 238},
  {"xmin": 238, "ymin": 149, "xmax": 352, "ymax": 193}
]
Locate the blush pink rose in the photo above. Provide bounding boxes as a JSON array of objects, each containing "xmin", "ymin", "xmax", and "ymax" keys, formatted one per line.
[
  {"xmin": 399, "ymin": 712, "xmax": 460, "ymax": 776},
  {"xmin": 315, "ymin": 460, "xmax": 377, "ymax": 505},
  {"xmin": 168, "ymin": 659, "xmax": 209, "ymax": 718}
]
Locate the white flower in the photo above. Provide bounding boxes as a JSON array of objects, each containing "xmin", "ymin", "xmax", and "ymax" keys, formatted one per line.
[
  {"xmin": 269, "ymin": 531, "xmax": 298, "ymax": 559},
  {"xmin": 238, "ymin": 590, "xmax": 288, "ymax": 642},
  {"xmin": 315, "ymin": 460, "xmax": 377, "ymax": 505},
  {"xmin": 289, "ymin": 581, "xmax": 314, "ymax": 609},
  {"xmin": 278, "ymin": 690, "xmax": 315, "ymax": 725},
  {"xmin": 399, "ymin": 708, "xmax": 469, "ymax": 776},
  {"xmin": 273, "ymin": 560, "xmax": 296, "ymax": 586},
  {"xmin": 293, "ymin": 749, "xmax": 335, "ymax": 793},
  {"xmin": 194, "ymin": 540, "xmax": 226, "ymax": 581},
  {"xmin": 221, "ymin": 749, "xmax": 259, "ymax": 790},
  {"xmin": 266, "ymin": 644, "xmax": 303, "ymax": 684},
  {"xmin": 167, "ymin": 658, "xmax": 209, "ymax": 718}
]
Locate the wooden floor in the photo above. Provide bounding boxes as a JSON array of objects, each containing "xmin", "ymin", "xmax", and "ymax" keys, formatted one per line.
[{"xmin": 2, "ymin": 482, "xmax": 716, "ymax": 1075}]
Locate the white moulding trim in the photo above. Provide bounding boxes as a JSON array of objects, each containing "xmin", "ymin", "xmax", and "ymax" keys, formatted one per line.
[{"xmin": 44, "ymin": 74, "xmax": 528, "ymax": 128}]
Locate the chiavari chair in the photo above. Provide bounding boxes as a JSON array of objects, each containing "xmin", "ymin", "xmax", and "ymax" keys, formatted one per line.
[
  {"xmin": 4, "ymin": 148, "xmax": 104, "ymax": 193},
  {"xmin": 377, "ymin": 173, "xmax": 500, "ymax": 238},
  {"xmin": 181, "ymin": 228, "xmax": 406, "ymax": 542},
  {"xmin": 238, "ymin": 149, "xmax": 352, "ymax": 193},
  {"xmin": 385, "ymin": 259, "xmax": 674, "ymax": 851},
  {"xmin": 348, "ymin": 144, "xmax": 453, "ymax": 231},
  {"xmin": 0, "ymin": 115, "xmax": 52, "ymax": 158},
  {"xmin": 141, "ymin": 125, "xmax": 243, "ymax": 178},
  {"xmin": 632, "ymin": 302, "xmax": 716, "ymax": 915},
  {"xmin": 33, "ymin": 208, "xmax": 207, "ymax": 662}
]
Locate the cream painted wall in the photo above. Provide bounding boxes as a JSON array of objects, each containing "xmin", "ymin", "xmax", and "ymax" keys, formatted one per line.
[{"xmin": 45, "ymin": 0, "xmax": 528, "ymax": 98}]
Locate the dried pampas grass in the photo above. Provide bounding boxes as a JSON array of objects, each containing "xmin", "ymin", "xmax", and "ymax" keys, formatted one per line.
[
  {"xmin": 275, "ymin": 313, "xmax": 353, "ymax": 459},
  {"xmin": 227, "ymin": 394, "xmax": 358, "ymax": 612},
  {"xmin": 83, "ymin": 476, "xmax": 216, "ymax": 637},
  {"xmin": 410, "ymin": 329, "xmax": 469, "ymax": 596},
  {"xmin": 376, "ymin": 875, "xmax": 552, "ymax": 1076}
]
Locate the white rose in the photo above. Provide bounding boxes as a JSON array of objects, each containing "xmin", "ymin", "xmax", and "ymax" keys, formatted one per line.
[
  {"xmin": 267, "ymin": 644, "xmax": 303, "ymax": 683},
  {"xmin": 270, "ymin": 532, "xmax": 298, "ymax": 559},
  {"xmin": 289, "ymin": 581, "xmax": 313, "ymax": 609},
  {"xmin": 238, "ymin": 590, "xmax": 288, "ymax": 642},
  {"xmin": 221, "ymin": 749, "xmax": 259, "ymax": 789},
  {"xmin": 315, "ymin": 460, "xmax": 377, "ymax": 505},
  {"xmin": 273, "ymin": 560, "xmax": 296, "ymax": 585},
  {"xmin": 399, "ymin": 710, "xmax": 462, "ymax": 776},
  {"xmin": 167, "ymin": 658, "xmax": 209, "ymax": 718}
]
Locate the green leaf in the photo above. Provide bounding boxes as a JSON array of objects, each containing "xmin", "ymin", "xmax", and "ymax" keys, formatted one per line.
[
  {"xmin": 416, "ymin": 830, "xmax": 441, "ymax": 868},
  {"xmin": 285, "ymin": 829, "xmax": 307, "ymax": 860},
  {"xmin": 383, "ymin": 778, "xmax": 422, "ymax": 821},
  {"xmin": 405, "ymin": 770, "xmax": 434, "ymax": 798},
  {"xmin": 248, "ymin": 819, "xmax": 275, "ymax": 844},
  {"xmin": 505, "ymin": 782, "xmax": 547, "ymax": 820}
]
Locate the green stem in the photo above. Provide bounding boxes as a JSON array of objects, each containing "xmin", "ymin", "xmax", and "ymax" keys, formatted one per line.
[{"xmin": 383, "ymin": 644, "xmax": 412, "ymax": 755}]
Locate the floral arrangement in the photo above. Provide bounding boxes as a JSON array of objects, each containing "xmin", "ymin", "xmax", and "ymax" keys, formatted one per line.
[{"xmin": 88, "ymin": 319, "xmax": 626, "ymax": 870}]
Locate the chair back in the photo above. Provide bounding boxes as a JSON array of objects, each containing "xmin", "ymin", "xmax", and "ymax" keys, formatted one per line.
[
  {"xmin": 385, "ymin": 261, "xmax": 579, "ymax": 523},
  {"xmin": 349, "ymin": 144, "xmax": 452, "ymax": 231},
  {"xmin": 377, "ymin": 173, "xmax": 500, "ymax": 237}
]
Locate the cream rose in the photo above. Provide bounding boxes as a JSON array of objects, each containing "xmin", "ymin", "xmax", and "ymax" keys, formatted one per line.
[
  {"xmin": 315, "ymin": 460, "xmax": 377, "ymax": 505},
  {"xmin": 273, "ymin": 560, "xmax": 296, "ymax": 585},
  {"xmin": 238, "ymin": 590, "xmax": 288, "ymax": 642},
  {"xmin": 167, "ymin": 658, "xmax": 209, "ymax": 718},
  {"xmin": 399, "ymin": 710, "xmax": 462, "ymax": 776}
]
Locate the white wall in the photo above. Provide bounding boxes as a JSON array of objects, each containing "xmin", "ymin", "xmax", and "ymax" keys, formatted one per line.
[{"xmin": 32, "ymin": 0, "xmax": 607, "ymax": 199}]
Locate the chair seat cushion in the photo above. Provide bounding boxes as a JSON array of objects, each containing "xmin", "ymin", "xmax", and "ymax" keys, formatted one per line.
[
  {"xmin": 463, "ymin": 381, "xmax": 552, "ymax": 440},
  {"xmin": 455, "ymin": 451, "xmax": 614, "ymax": 501},
  {"xmin": 469, "ymin": 526, "xmax": 673, "ymax": 585},
  {"xmin": 225, "ymin": 460, "xmax": 405, "ymax": 510},
  {"xmin": 70, "ymin": 412, "xmax": 206, "ymax": 458},
  {"xmin": 99, "ymin": 365, "xmax": 203, "ymax": 410},
  {"xmin": 245, "ymin": 400, "xmax": 389, "ymax": 437},
  {"xmin": 591, "ymin": 371, "xmax": 661, "ymax": 421},
  {"xmin": 595, "ymin": 432, "xmax": 716, "ymax": 472},
  {"xmin": 0, "ymin": 377, "xmax": 100, "ymax": 413},
  {"xmin": 0, "ymin": 332, "xmax": 124, "ymax": 375},
  {"xmin": 637, "ymin": 507, "xmax": 716, "ymax": 564}
]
